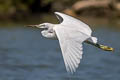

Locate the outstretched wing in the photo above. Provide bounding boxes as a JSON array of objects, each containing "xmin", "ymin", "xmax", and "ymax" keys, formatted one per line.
[
  {"xmin": 54, "ymin": 12, "xmax": 92, "ymax": 36},
  {"xmin": 54, "ymin": 25, "xmax": 90, "ymax": 73}
]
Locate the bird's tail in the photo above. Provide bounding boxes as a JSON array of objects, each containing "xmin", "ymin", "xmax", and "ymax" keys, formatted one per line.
[
  {"xmin": 85, "ymin": 40, "xmax": 114, "ymax": 51},
  {"xmin": 91, "ymin": 37, "xmax": 97, "ymax": 43}
]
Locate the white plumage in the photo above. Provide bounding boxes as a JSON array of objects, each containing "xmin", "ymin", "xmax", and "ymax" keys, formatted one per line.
[
  {"xmin": 27, "ymin": 12, "xmax": 113, "ymax": 73},
  {"xmin": 54, "ymin": 12, "xmax": 95, "ymax": 73}
]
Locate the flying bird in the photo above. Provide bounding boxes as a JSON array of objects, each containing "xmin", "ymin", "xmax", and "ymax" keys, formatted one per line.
[{"xmin": 27, "ymin": 12, "xmax": 114, "ymax": 74}]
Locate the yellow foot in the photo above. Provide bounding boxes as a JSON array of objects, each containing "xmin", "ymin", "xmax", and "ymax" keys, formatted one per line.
[{"xmin": 98, "ymin": 44, "xmax": 114, "ymax": 52}]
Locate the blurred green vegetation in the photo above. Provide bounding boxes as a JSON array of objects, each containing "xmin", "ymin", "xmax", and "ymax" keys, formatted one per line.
[
  {"xmin": 0, "ymin": 0, "xmax": 120, "ymax": 24},
  {"xmin": 0, "ymin": 0, "xmax": 76, "ymax": 20}
]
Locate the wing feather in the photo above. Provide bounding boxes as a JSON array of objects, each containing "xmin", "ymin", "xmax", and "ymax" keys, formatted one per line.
[
  {"xmin": 54, "ymin": 25, "xmax": 90, "ymax": 73},
  {"xmin": 55, "ymin": 12, "xmax": 92, "ymax": 36}
]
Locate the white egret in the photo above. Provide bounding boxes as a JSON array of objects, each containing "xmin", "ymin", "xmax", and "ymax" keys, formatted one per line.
[{"xmin": 27, "ymin": 12, "xmax": 114, "ymax": 74}]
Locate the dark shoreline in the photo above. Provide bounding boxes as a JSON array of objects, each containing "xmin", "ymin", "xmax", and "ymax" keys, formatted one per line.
[
  {"xmin": 0, "ymin": 13, "xmax": 120, "ymax": 31},
  {"xmin": 1, "ymin": 0, "xmax": 120, "ymax": 21}
]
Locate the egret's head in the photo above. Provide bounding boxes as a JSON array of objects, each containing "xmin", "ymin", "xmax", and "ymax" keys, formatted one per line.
[{"xmin": 27, "ymin": 23, "xmax": 54, "ymax": 29}]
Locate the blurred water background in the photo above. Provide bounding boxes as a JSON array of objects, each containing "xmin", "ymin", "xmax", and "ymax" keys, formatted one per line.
[
  {"xmin": 0, "ymin": 0, "xmax": 120, "ymax": 80},
  {"xmin": 0, "ymin": 18, "xmax": 119, "ymax": 80}
]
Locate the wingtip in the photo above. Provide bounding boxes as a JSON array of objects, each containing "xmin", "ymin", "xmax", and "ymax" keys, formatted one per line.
[
  {"xmin": 54, "ymin": 12, "xmax": 60, "ymax": 15},
  {"xmin": 54, "ymin": 12, "xmax": 58, "ymax": 14},
  {"xmin": 54, "ymin": 12, "xmax": 64, "ymax": 23},
  {"xmin": 54, "ymin": 12, "xmax": 64, "ymax": 15}
]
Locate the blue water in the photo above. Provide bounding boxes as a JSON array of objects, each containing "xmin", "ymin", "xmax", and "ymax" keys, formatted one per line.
[{"xmin": 0, "ymin": 26, "xmax": 119, "ymax": 80}]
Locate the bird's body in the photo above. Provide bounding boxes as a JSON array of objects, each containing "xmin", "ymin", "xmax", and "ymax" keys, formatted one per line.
[{"xmin": 27, "ymin": 12, "xmax": 114, "ymax": 74}]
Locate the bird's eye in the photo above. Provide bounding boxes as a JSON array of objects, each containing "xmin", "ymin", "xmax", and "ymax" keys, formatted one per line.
[{"xmin": 41, "ymin": 24, "xmax": 45, "ymax": 27}]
